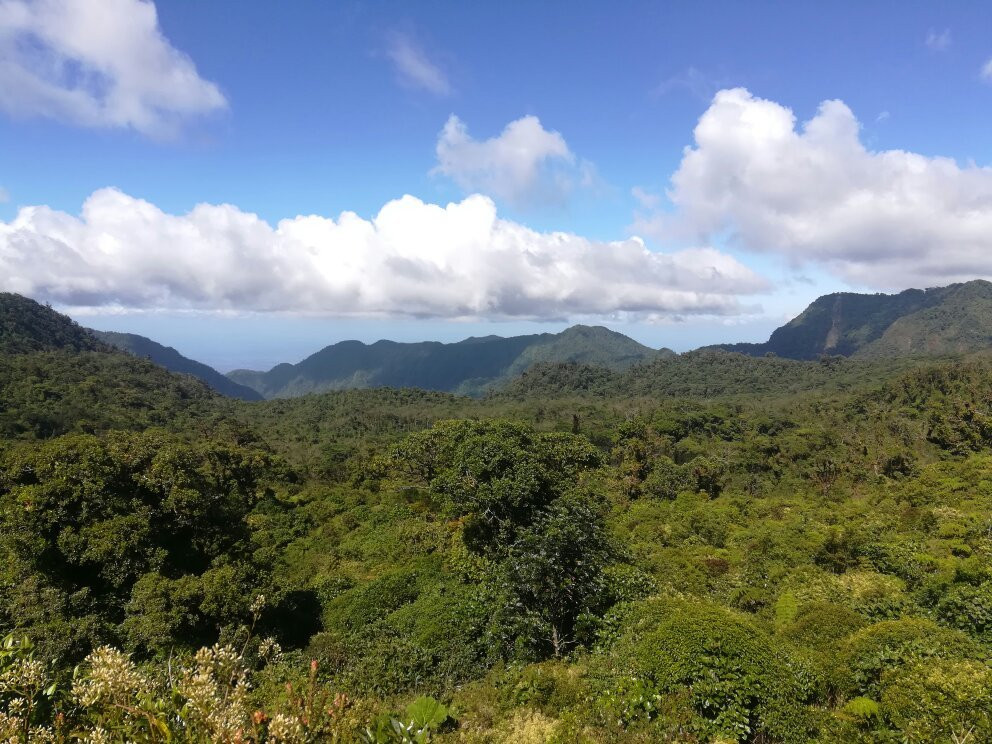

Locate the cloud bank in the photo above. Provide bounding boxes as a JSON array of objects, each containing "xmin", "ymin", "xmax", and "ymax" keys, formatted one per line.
[
  {"xmin": 0, "ymin": 189, "xmax": 767, "ymax": 318},
  {"xmin": 435, "ymin": 114, "xmax": 591, "ymax": 207},
  {"xmin": 0, "ymin": 0, "xmax": 226, "ymax": 136},
  {"xmin": 666, "ymin": 87, "xmax": 992, "ymax": 288}
]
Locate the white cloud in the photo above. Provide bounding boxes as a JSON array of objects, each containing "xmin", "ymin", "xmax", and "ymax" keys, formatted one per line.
[
  {"xmin": 665, "ymin": 87, "xmax": 992, "ymax": 289},
  {"xmin": 925, "ymin": 28, "xmax": 951, "ymax": 51},
  {"xmin": 434, "ymin": 114, "xmax": 591, "ymax": 206},
  {"xmin": 0, "ymin": 186, "xmax": 8, "ymax": 203},
  {"xmin": 982, "ymin": 57, "xmax": 992, "ymax": 82},
  {"xmin": 0, "ymin": 188, "xmax": 767, "ymax": 319},
  {"xmin": 631, "ymin": 186, "xmax": 661, "ymax": 210},
  {"xmin": 0, "ymin": 0, "xmax": 226, "ymax": 136},
  {"xmin": 385, "ymin": 32, "xmax": 450, "ymax": 96}
]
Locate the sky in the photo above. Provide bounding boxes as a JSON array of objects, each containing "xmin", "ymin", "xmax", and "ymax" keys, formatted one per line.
[{"xmin": 2, "ymin": 1, "xmax": 992, "ymax": 371}]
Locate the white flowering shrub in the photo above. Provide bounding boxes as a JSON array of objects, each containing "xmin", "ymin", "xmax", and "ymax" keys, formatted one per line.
[
  {"xmin": 0, "ymin": 632, "xmax": 449, "ymax": 743},
  {"xmin": 0, "ymin": 635, "xmax": 58, "ymax": 744}
]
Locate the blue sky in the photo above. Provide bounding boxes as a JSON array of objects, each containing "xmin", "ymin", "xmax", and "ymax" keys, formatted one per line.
[{"xmin": 2, "ymin": 0, "xmax": 992, "ymax": 370}]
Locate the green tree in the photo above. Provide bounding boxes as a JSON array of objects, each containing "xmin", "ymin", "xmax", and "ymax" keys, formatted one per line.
[
  {"xmin": 0, "ymin": 430, "xmax": 278, "ymax": 659},
  {"xmin": 390, "ymin": 420, "xmax": 612, "ymax": 658}
]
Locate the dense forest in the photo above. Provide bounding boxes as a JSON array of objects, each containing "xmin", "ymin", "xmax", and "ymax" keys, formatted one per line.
[{"xmin": 3, "ymin": 296, "xmax": 992, "ymax": 743}]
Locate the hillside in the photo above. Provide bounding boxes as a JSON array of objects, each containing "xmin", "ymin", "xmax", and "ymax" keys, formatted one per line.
[
  {"xmin": 5, "ymin": 289, "xmax": 992, "ymax": 741},
  {"xmin": 493, "ymin": 351, "xmax": 919, "ymax": 401},
  {"xmin": 717, "ymin": 280, "xmax": 992, "ymax": 360},
  {"xmin": 0, "ymin": 292, "xmax": 108, "ymax": 354},
  {"xmin": 0, "ymin": 296, "xmax": 219, "ymax": 438},
  {"xmin": 90, "ymin": 330, "xmax": 262, "ymax": 401},
  {"xmin": 228, "ymin": 324, "xmax": 666, "ymax": 398},
  {"xmin": 855, "ymin": 280, "xmax": 992, "ymax": 357}
]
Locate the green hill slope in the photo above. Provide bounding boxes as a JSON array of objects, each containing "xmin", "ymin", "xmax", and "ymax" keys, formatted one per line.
[
  {"xmin": 0, "ymin": 293, "xmax": 107, "ymax": 354},
  {"xmin": 717, "ymin": 280, "xmax": 992, "ymax": 360},
  {"xmin": 90, "ymin": 330, "xmax": 262, "ymax": 401},
  {"xmin": 855, "ymin": 280, "xmax": 992, "ymax": 358},
  {"xmin": 228, "ymin": 324, "xmax": 665, "ymax": 398},
  {"xmin": 0, "ymin": 295, "xmax": 219, "ymax": 438}
]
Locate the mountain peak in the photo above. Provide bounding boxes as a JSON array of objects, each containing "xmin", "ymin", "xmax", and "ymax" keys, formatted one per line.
[
  {"xmin": 226, "ymin": 324, "xmax": 659, "ymax": 399},
  {"xmin": 715, "ymin": 279, "xmax": 992, "ymax": 360}
]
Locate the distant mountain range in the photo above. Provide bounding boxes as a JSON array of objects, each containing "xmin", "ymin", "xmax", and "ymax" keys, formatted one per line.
[
  {"xmin": 89, "ymin": 330, "xmax": 262, "ymax": 401},
  {"xmin": 6, "ymin": 279, "xmax": 992, "ymax": 401},
  {"xmin": 716, "ymin": 280, "xmax": 992, "ymax": 360},
  {"xmin": 227, "ymin": 325, "xmax": 671, "ymax": 398}
]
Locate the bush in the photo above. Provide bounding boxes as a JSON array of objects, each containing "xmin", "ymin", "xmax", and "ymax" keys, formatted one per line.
[
  {"xmin": 780, "ymin": 602, "xmax": 867, "ymax": 652},
  {"xmin": 880, "ymin": 659, "xmax": 992, "ymax": 744},
  {"xmin": 606, "ymin": 598, "xmax": 818, "ymax": 742},
  {"xmin": 936, "ymin": 581, "xmax": 992, "ymax": 640},
  {"xmin": 836, "ymin": 618, "xmax": 987, "ymax": 699}
]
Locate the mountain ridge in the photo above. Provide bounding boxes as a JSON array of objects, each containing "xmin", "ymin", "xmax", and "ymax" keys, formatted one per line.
[
  {"xmin": 714, "ymin": 280, "xmax": 992, "ymax": 360},
  {"xmin": 9, "ymin": 279, "xmax": 992, "ymax": 403},
  {"xmin": 228, "ymin": 324, "xmax": 670, "ymax": 398},
  {"xmin": 1, "ymin": 292, "xmax": 109, "ymax": 355},
  {"xmin": 89, "ymin": 330, "xmax": 262, "ymax": 401}
]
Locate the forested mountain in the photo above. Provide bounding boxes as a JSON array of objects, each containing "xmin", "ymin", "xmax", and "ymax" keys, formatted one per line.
[
  {"xmin": 228, "ymin": 324, "xmax": 668, "ymax": 398},
  {"xmin": 90, "ymin": 329, "xmax": 263, "ymax": 401},
  {"xmin": 1, "ymin": 292, "xmax": 108, "ymax": 354},
  {"xmin": 5, "ymin": 288, "xmax": 992, "ymax": 742},
  {"xmin": 493, "ymin": 351, "xmax": 918, "ymax": 401},
  {"xmin": 717, "ymin": 279, "xmax": 992, "ymax": 359}
]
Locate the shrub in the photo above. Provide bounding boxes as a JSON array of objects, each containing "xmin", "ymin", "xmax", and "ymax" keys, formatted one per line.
[
  {"xmin": 836, "ymin": 618, "xmax": 987, "ymax": 699},
  {"xmin": 880, "ymin": 659, "xmax": 992, "ymax": 744},
  {"xmin": 780, "ymin": 602, "xmax": 867, "ymax": 652},
  {"xmin": 607, "ymin": 598, "xmax": 817, "ymax": 742},
  {"xmin": 936, "ymin": 581, "xmax": 992, "ymax": 640}
]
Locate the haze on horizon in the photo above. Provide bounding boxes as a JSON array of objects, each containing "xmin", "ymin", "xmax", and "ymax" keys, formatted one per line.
[{"xmin": 3, "ymin": 0, "xmax": 992, "ymax": 369}]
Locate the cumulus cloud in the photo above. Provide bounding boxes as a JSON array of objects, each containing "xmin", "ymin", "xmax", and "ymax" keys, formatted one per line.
[
  {"xmin": 0, "ymin": 0, "xmax": 226, "ymax": 136},
  {"xmin": 925, "ymin": 28, "xmax": 951, "ymax": 51},
  {"xmin": 0, "ymin": 188, "xmax": 767, "ymax": 318},
  {"xmin": 665, "ymin": 87, "xmax": 992, "ymax": 288},
  {"xmin": 435, "ymin": 114, "xmax": 593, "ymax": 207},
  {"xmin": 385, "ymin": 32, "xmax": 450, "ymax": 96}
]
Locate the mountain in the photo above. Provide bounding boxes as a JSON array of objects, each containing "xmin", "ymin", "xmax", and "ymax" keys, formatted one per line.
[
  {"xmin": 89, "ymin": 330, "xmax": 262, "ymax": 401},
  {"xmin": 0, "ymin": 294, "xmax": 218, "ymax": 438},
  {"xmin": 1, "ymin": 292, "xmax": 108, "ymax": 354},
  {"xmin": 716, "ymin": 280, "xmax": 992, "ymax": 360},
  {"xmin": 228, "ymin": 324, "xmax": 669, "ymax": 398}
]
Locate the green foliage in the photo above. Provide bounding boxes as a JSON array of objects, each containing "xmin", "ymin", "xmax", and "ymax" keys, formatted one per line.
[
  {"xmin": 936, "ymin": 581, "xmax": 992, "ymax": 640},
  {"xmin": 0, "ymin": 351, "xmax": 215, "ymax": 439},
  {"xmin": 606, "ymin": 598, "xmax": 817, "ymax": 742},
  {"xmin": 841, "ymin": 696, "xmax": 880, "ymax": 720},
  {"xmin": 389, "ymin": 420, "xmax": 612, "ymax": 659},
  {"xmin": 0, "ymin": 632, "xmax": 391, "ymax": 742},
  {"xmin": 0, "ymin": 293, "xmax": 106, "ymax": 355},
  {"xmin": 879, "ymin": 659, "xmax": 992, "ymax": 743},
  {"xmin": 0, "ymin": 430, "xmax": 281, "ymax": 659},
  {"xmin": 92, "ymin": 329, "xmax": 262, "ymax": 400},
  {"xmin": 836, "ymin": 619, "xmax": 987, "ymax": 699},
  {"xmin": 779, "ymin": 602, "xmax": 867, "ymax": 651},
  {"xmin": 7, "ymin": 289, "xmax": 992, "ymax": 740}
]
